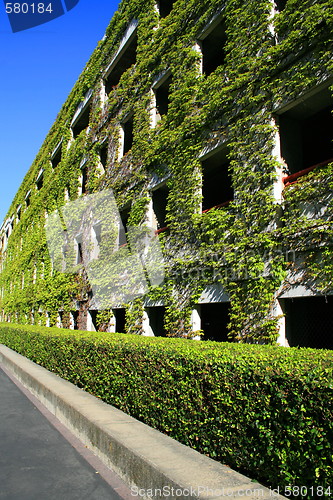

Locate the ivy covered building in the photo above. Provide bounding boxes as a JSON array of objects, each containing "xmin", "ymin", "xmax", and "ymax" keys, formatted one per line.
[{"xmin": 0, "ymin": 0, "xmax": 332, "ymax": 348}]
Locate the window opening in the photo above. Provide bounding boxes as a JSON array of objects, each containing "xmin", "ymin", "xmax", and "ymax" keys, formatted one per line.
[
  {"xmin": 89, "ymin": 310, "xmax": 99, "ymax": 331},
  {"xmin": 81, "ymin": 165, "xmax": 88, "ymax": 194},
  {"xmin": 51, "ymin": 144, "xmax": 62, "ymax": 168},
  {"xmin": 200, "ymin": 19, "xmax": 227, "ymax": 76},
  {"xmin": 99, "ymin": 144, "xmax": 108, "ymax": 171},
  {"xmin": 279, "ymin": 96, "xmax": 333, "ymax": 180},
  {"xmin": 36, "ymin": 171, "xmax": 44, "ymax": 191},
  {"xmin": 58, "ymin": 311, "xmax": 64, "ymax": 328},
  {"xmin": 119, "ymin": 207, "xmax": 130, "ymax": 247},
  {"xmin": 154, "ymin": 75, "xmax": 172, "ymax": 121},
  {"xmin": 158, "ymin": 0, "xmax": 175, "ymax": 18},
  {"xmin": 105, "ymin": 33, "xmax": 137, "ymax": 94},
  {"xmin": 76, "ymin": 237, "xmax": 83, "ymax": 265},
  {"xmin": 281, "ymin": 296, "xmax": 333, "ymax": 349},
  {"xmin": 152, "ymin": 185, "xmax": 169, "ymax": 229},
  {"xmin": 72, "ymin": 310, "xmax": 79, "ymax": 330},
  {"xmin": 275, "ymin": 0, "xmax": 287, "ymax": 11},
  {"xmin": 146, "ymin": 306, "xmax": 166, "ymax": 336},
  {"xmin": 25, "ymin": 191, "xmax": 31, "ymax": 208},
  {"xmin": 200, "ymin": 302, "xmax": 230, "ymax": 341},
  {"xmin": 122, "ymin": 115, "xmax": 134, "ymax": 155},
  {"xmin": 114, "ymin": 308, "xmax": 126, "ymax": 333},
  {"xmin": 201, "ymin": 148, "xmax": 233, "ymax": 211},
  {"xmin": 72, "ymin": 102, "xmax": 91, "ymax": 139}
]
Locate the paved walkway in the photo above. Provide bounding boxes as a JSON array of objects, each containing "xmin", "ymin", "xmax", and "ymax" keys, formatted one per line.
[{"xmin": 0, "ymin": 366, "xmax": 131, "ymax": 500}]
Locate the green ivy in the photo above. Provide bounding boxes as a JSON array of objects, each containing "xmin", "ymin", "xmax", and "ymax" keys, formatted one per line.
[{"xmin": 0, "ymin": 0, "xmax": 332, "ymax": 343}]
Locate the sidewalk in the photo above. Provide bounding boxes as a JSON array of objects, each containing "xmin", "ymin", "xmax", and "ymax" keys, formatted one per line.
[{"xmin": 0, "ymin": 366, "xmax": 132, "ymax": 500}]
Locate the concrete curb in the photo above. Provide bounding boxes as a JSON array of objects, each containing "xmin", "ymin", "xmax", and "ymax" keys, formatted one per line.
[{"xmin": 0, "ymin": 345, "xmax": 285, "ymax": 500}]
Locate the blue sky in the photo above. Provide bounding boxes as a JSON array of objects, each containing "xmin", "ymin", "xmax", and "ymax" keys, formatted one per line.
[{"xmin": 0, "ymin": 0, "xmax": 120, "ymax": 224}]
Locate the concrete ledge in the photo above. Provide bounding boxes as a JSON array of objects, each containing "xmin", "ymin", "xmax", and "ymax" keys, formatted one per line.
[{"xmin": 0, "ymin": 345, "xmax": 285, "ymax": 500}]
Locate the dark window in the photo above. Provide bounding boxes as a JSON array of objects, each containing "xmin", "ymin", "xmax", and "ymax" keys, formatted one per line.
[
  {"xmin": 152, "ymin": 185, "xmax": 169, "ymax": 228},
  {"xmin": 146, "ymin": 306, "xmax": 166, "ymax": 336},
  {"xmin": 282, "ymin": 296, "xmax": 333, "ymax": 349},
  {"xmin": 51, "ymin": 147, "xmax": 62, "ymax": 169},
  {"xmin": 201, "ymin": 148, "xmax": 233, "ymax": 211},
  {"xmin": 303, "ymin": 107, "xmax": 333, "ymax": 167},
  {"xmin": 279, "ymin": 102, "xmax": 333, "ymax": 175},
  {"xmin": 275, "ymin": 0, "xmax": 287, "ymax": 11},
  {"xmin": 119, "ymin": 207, "xmax": 130, "ymax": 246},
  {"xmin": 158, "ymin": 0, "xmax": 175, "ymax": 18},
  {"xmin": 89, "ymin": 310, "xmax": 99, "ymax": 331},
  {"xmin": 201, "ymin": 19, "xmax": 227, "ymax": 76},
  {"xmin": 200, "ymin": 302, "xmax": 230, "ymax": 341},
  {"xmin": 81, "ymin": 166, "xmax": 88, "ymax": 194},
  {"xmin": 25, "ymin": 193, "xmax": 31, "ymax": 208},
  {"xmin": 77, "ymin": 241, "xmax": 83, "ymax": 265},
  {"xmin": 154, "ymin": 75, "xmax": 172, "ymax": 120},
  {"xmin": 105, "ymin": 34, "xmax": 137, "ymax": 94},
  {"xmin": 36, "ymin": 172, "xmax": 44, "ymax": 191},
  {"xmin": 99, "ymin": 144, "xmax": 108, "ymax": 170},
  {"xmin": 72, "ymin": 310, "xmax": 79, "ymax": 330},
  {"xmin": 122, "ymin": 116, "xmax": 134, "ymax": 155},
  {"xmin": 72, "ymin": 103, "xmax": 91, "ymax": 139},
  {"xmin": 17, "ymin": 207, "xmax": 21, "ymax": 221},
  {"xmin": 114, "ymin": 308, "xmax": 126, "ymax": 333}
]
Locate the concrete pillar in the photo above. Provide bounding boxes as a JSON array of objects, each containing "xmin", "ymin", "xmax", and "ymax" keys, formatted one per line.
[
  {"xmin": 193, "ymin": 42, "xmax": 203, "ymax": 75},
  {"xmin": 69, "ymin": 312, "xmax": 75, "ymax": 330},
  {"xmin": 272, "ymin": 120, "xmax": 285, "ymax": 204},
  {"xmin": 150, "ymin": 89, "xmax": 159, "ymax": 129},
  {"xmin": 146, "ymin": 198, "xmax": 157, "ymax": 231},
  {"xmin": 100, "ymin": 78, "xmax": 107, "ymax": 105},
  {"xmin": 86, "ymin": 310, "xmax": 96, "ymax": 332},
  {"xmin": 273, "ymin": 298, "xmax": 289, "ymax": 347},
  {"xmin": 108, "ymin": 314, "xmax": 116, "ymax": 333},
  {"xmin": 118, "ymin": 124, "xmax": 125, "ymax": 160},
  {"xmin": 142, "ymin": 309, "xmax": 154, "ymax": 336},
  {"xmin": 56, "ymin": 313, "xmax": 62, "ymax": 328},
  {"xmin": 191, "ymin": 306, "xmax": 202, "ymax": 340}
]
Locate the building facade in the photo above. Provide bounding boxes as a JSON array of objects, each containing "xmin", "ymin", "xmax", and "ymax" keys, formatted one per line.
[{"xmin": 0, "ymin": 0, "xmax": 332, "ymax": 348}]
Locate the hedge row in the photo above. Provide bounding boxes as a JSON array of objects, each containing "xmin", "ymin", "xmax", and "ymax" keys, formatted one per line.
[{"xmin": 0, "ymin": 322, "xmax": 332, "ymax": 496}]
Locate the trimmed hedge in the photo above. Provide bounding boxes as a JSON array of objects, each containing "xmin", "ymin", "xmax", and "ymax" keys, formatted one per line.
[{"xmin": 0, "ymin": 322, "xmax": 332, "ymax": 496}]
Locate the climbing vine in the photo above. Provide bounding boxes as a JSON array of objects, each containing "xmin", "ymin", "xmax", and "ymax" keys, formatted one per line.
[{"xmin": 0, "ymin": 0, "xmax": 332, "ymax": 342}]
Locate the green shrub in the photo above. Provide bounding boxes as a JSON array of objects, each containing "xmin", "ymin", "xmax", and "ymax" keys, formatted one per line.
[{"xmin": 0, "ymin": 322, "xmax": 332, "ymax": 496}]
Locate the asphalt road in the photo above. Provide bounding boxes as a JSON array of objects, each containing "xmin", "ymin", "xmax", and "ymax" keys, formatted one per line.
[{"xmin": 0, "ymin": 367, "xmax": 130, "ymax": 500}]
